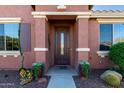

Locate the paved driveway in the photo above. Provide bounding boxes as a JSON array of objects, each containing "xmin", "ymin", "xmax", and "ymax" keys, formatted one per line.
[{"xmin": 47, "ymin": 66, "xmax": 77, "ymax": 88}]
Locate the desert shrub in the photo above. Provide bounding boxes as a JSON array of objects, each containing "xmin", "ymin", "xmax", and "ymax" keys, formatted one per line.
[
  {"xmin": 32, "ymin": 62, "xmax": 44, "ymax": 80},
  {"xmin": 100, "ymin": 70, "xmax": 122, "ymax": 87},
  {"xmin": 79, "ymin": 60, "xmax": 90, "ymax": 78},
  {"xmin": 109, "ymin": 42, "xmax": 124, "ymax": 77},
  {"xmin": 19, "ymin": 68, "xmax": 33, "ymax": 85}
]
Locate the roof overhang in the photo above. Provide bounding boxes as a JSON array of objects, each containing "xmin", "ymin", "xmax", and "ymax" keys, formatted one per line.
[
  {"xmin": 92, "ymin": 10, "xmax": 124, "ymax": 23},
  {"xmin": 91, "ymin": 10, "xmax": 124, "ymax": 18}
]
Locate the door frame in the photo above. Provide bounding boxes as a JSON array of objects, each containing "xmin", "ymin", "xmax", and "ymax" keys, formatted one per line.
[
  {"xmin": 54, "ymin": 26, "xmax": 70, "ymax": 65},
  {"xmin": 49, "ymin": 20, "xmax": 75, "ymax": 67}
]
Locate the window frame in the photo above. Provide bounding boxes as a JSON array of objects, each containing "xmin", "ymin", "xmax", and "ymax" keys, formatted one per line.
[
  {"xmin": 99, "ymin": 23, "xmax": 124, "ymax": 51},
  {"xmin": 99, "ymin": 24, "xmax": 113, "ymax": 51},
  {"xmin": 0, "ymin": 23, "xmax": 20, "ymax": 56}
]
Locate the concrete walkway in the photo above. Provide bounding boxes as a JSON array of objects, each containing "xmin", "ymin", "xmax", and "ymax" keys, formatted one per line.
[{"xmin": 47, "ymin": 66, "xmax": 77, "ymax": 88}]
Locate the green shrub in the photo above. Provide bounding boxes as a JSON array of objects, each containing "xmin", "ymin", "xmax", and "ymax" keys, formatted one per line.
[
  {"xmin": 32, "ymin": 62, "xmax": 44, "ymax": 80},
  {"xmin": 79, "ymin": 60, "xmax": 90, "ymax": 78},
  {"xmin": 109, "ymin": 42, "xmax": 124, "ymax": 77},
  {"xmin": 19, "ymin": 68, "xmax": 33, "ymax": 85},
  {"xmin": 100, "ymin": 70, "xmax": 122, "ymax": 87}
]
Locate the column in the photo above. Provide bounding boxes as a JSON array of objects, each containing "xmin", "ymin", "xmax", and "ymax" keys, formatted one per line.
[
  {"xmin": 76, "ymin": 16, "xmax": 90, "ymax": 62},
  {"xmin": 33, "ymin": 16, "xmax": 48, "ymax": 63}
]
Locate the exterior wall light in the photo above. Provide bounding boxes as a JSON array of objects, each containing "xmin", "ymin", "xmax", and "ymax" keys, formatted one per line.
[{"xmin": 57, "ymin": 5, "xmax": 66, "ymax": 10}]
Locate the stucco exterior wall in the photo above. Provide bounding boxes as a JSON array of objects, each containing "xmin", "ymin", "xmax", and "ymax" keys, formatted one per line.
[
  {"xmin": 76, "ymin": 18, "xmax": 89, "ymax": 62},
  {"xmin": 0, "ymin": 5, "xmax": 115, "ymax": 70},
  {"xmin": 0, "ymin": 5, "xmax": 33, "ymax": 23},
  {"xmin": 0, "ymin": 52, "xmax": 35, "ymax": 70},
  {"xmin": 88, "ymin": 19, "xmax": 114, "ymax": 69},
  {"xmin": 0, "ymin": 5, "xmax": 35, "ymax": 69},
  {"xmin": 35, "ymin": 5, "xmax": 89, "ymax": 12}
]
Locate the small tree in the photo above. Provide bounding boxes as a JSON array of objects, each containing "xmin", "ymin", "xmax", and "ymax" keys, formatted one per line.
[
  {"xmin": 18, "ymin": 27, "xmax": 24, "ymax": 70},
  {"xmin": 109, "ymin": 42, "xmax": 124, "ymax": 77}
]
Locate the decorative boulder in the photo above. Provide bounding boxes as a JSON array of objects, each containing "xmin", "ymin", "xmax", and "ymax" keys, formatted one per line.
[
  {"xmin": 100, "ymin": 70, "xmax": 122, "ymax": 87},
  {"xmin": 101, "ymin": 70, "xmax": 122, "ymax": 80}
]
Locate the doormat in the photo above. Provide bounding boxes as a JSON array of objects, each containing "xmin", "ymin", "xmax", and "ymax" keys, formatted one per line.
[{"xmin": 58, "ymin": 66, "xmax": 68, "ymax": 69}]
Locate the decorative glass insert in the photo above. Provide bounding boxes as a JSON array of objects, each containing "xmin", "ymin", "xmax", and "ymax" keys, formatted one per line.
[
  {"xmin": 0, "ymin": 23, "xmax": 19, "ymax": 51},
  {"xmin": 60, "ymin": 32, "xmax": 64, "ymax": 55}
]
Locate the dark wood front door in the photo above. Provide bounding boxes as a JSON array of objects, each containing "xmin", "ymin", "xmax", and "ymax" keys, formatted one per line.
[{"xmin": 55, "ymin": 27, "xmax": 70, "ymax": 65}]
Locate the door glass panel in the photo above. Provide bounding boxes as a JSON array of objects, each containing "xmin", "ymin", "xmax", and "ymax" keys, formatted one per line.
[{"xmin": 60, "ymin": 32, "xmax": 64, "ymax": 55}]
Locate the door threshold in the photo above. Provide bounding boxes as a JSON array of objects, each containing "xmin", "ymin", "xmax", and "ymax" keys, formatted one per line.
[
  {"xmin": 55, "ymin": 65, "xmax": 70, "ymax": 67},
  {"xmin": 54, "ymin": 65, "xmax": 71, "ymax": 69}
]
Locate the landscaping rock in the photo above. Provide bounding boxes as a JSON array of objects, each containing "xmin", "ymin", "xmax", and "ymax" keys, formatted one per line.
[
  {"xmin": 100, "ymin": 70, "xmax": 122, "ymax": 87},
  {"xmin": 101, "ymin": 70, "xmax": 122, "ymax": 80},
  {"xmin": 38, "ymin": 78, "xmax": 47, "ymax": 83}
]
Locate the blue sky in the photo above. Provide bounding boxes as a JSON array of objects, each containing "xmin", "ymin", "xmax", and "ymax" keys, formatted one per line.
[
  {"xmin": 92, "ymin": 5, "xmax": 124, "ymax": 11},
  {"xmin": 5, "ymin": 24, "xmax": 19, "ymax": 38},
  {"xmin": 0, "ymin": 24, "xmax": 19, "ymax": 38}
]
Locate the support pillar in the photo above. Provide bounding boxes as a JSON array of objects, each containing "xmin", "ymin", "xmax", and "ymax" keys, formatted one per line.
[
  {"xmin": 76, "ymin": 16, "xmax": 90, "ymax": 62},
  {"xmin": 33, "ymin": 15, "xmax": 48, "ymax": 70}
]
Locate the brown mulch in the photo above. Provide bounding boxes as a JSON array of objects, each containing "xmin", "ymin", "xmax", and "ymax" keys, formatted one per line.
[
  {"xmin": 0, "ymin": 70, "xmax": 50, "ymax": 88},
  {"xmin": 73, "ymin": 69, "xmax": 124, "ymax": 88}
]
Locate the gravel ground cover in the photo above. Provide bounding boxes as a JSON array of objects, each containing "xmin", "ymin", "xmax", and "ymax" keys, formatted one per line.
[
  {"xmin": 73, "ymin": 69, "xmax": 124, "ymax": 88},
  {"xmin": 0, "ymin": 70, "xmax": 50, "ymax": 88}
]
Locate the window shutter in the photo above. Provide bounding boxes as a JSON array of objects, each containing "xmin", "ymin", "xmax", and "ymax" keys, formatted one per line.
[{"xmin": 20, "ymin": 23, "xmax": 31, "ymax": 52}]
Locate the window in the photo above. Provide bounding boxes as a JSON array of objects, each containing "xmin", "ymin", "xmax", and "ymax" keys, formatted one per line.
[
  {"xmin": 0, "ymin": 24, "xmax": 4, "ymax": 50},
  {"xmin": 100, "ymin": 24, "xmax": 113, "ymax": 51},
  {"xmin": 0, "ymin": 23, "xmax": 19, "ymax": 51},
  {"xmin": 114, "ymin": 24, "xmax": 124, "ymax": 44},
  {"xmin": 100, "ymin": 24, "xmax": 124, "ymax": 51}
]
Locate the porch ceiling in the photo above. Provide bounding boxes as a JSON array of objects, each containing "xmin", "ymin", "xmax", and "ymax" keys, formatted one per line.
[{"xmin": 47, "ymin": 15, "xmax": 76, "ymax": 20}]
